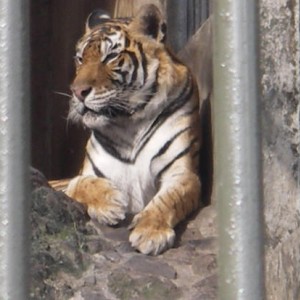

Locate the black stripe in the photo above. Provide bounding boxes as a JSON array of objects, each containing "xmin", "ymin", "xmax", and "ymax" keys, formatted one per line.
[
  {"xmin": 170, "ymin": 189, "xmax": 184, "ymax": 219},
  {"xmin": 125, "ymin": 36, "xmax": 130, "ymax": 47},
  {"xmin": 99, "ymin": 104, "xmax": 132, "ymax": 118},
  {"xmin": 170, "ymin": 188, "xmax": 186, "ymax": 216},
  {"xmin": 178, "ymin": 194, "xmax": 187, "ymax": 215},
  {"xmin": 151, "ymin": 127, "xmax": 191, "ymax": 161},
  {"xmin": 105, "ymin": 125, "xmax": 133, "ymax": 148},
  {"xmin": 158, "ymin": 195, "xmax": 171, "ymax": 210},
  {"xmin": 124, "ymin": 50, "xmax": 139, "ymax": 84},
  {"xmin": 104, "ymin": 37, "xmax": 113, "ymax": 46},
  {"xmin": 93, "ymin": 131, "xmax": 131, "ymax": 163},
  {"xmin": 146, "ymin": 77, "xmax": 158, "ymax": 101},
  {"xmin": 192, "ymin": 149, "xmax": 200, "ymax": 160},
  {"xmin": 114, "ymin": 69, "xmax": 129, "ymax": 81},
  {"xmin": 137, "ymin": 42, "xmax": 148, "ymax": 84},
  {"xmin": 110, "ymin": 77, "xmax": 123, "ymax": 86},
  {"xmin": 118, "ymin": 58, "xmax": 125, "ymax": 67},
  {"xmin": 155, "ymin": 196, "xmax": 165, "ymax": 213},
  {"xmin": 145, "ymin": 66, "xmax": 159, "ymax": 102},
  {"xmin": 86, "ymin": 152, "xmax": 105, "ymax": 178},
  {"xmin": 102, "ymin": 52, "xmax": 119, "ymax": 64},
  {"xmin": 135, "ymin": 74, "xmax": 193, "ymax": 155},
  {"xmin": 133, "ymin": 67, "xmax": 159, "ymax": 112},
  {"xmin": 156, "ymin": 137, "xmax": 198, "ymax": 181},
  {"xmin": 149, "ymin": 74, "xmax": 192, "ymax": 132}
]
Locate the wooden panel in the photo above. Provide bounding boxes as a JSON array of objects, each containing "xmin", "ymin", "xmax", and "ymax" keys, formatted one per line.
[{"xmin": 31, "ymin": 0, "xmax": 115, "ymax": 179}]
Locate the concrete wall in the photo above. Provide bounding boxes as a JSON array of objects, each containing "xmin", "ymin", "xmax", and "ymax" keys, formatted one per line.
[{"xmin": 260, "ymin": 0, "xmax": 300, "ymax": 298}]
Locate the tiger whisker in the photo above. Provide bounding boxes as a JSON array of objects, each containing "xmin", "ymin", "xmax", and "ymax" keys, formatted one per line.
[
  {"xmin": 109, "ymin": 102, "xmax": 129, "ymax": 109},
  {"xmin": 53, "ymin": 91, "xmax": 72, "ymax": 98}
]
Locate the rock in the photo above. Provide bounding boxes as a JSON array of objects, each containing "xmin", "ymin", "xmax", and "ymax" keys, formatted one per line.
[
  {"xmin": 194, "ymin": 205, "xmax": 217, "ymax": 238},
  {"xmin": 30, "ymin": 168, "xmax": 91, "ymax": 299},
  {"xmin": 187, "ymin": 238, "xmax": 218, "ymax": 254},
  {"xmin": 99, "ymin": 224, "xmax": 130, "ymax": 242},
  {"xmin": 30, "ymin": 166, "xmax": 218, "ymax": 299},
  {"xmin": 103, "ymin": 250, "xmax": 122, "ymax": 263},
  {"xmin": 30, "ymin": 167, "xmax": 50, "ymax": 189},
  {"xmin": 124, "ymin": 255, "xmax": 177, "ymax": 279},
  {"xmin": 192, "ymin": 275, "xmax": 218, "ymax": 300},
  {"xmin": 83, "ymin": 237, "xmax": 103, "ymax": 254},
  {"xmin": 80, "ymin": 290, "xmax": 109, "ymax": 300},
  {"xmin": 84, "ymin": 275, "xmax": 97, "ymax": 286},
  {"xmin": 191, "ymin": 254, "xmax": 217, "ymax": 279},
  {"xmin": 108, "ymin": 270, "xmax": 181, "ymax": 300}
]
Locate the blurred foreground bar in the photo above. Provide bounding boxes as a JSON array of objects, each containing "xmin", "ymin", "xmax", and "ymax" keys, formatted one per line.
[
  {"xmin": 213, "ymin": 0, "xmax": 265, "ymax": 299},
  {"xmin": 0, "ymin": 1, "xmax": 30, "ymax": 299}
]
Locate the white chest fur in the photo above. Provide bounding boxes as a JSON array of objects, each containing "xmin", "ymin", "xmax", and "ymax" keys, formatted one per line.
[{"xmin": 82, "ymin": 133, "xmax": 157, "ymax": 213}]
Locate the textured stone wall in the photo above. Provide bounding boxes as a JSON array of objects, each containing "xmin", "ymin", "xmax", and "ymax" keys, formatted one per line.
[{"xmin": 260, "ymin": 0, "xmax": 300, "ymax": 298}]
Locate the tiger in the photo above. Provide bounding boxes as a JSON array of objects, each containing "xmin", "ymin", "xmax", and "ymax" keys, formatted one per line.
[{"xmin": 56, "ymin": 4, "xmax": 201, "ymax": 255}]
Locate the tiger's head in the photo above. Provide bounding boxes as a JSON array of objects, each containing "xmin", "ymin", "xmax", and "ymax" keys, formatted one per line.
[{"xmin": 69, "ymin": 4, "xmax": 169, "ymax": 129}]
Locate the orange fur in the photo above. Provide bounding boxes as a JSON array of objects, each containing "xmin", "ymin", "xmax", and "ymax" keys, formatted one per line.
[{"xmin": 67, "ymin": 176, "xmax": 126, "ymax": 225}]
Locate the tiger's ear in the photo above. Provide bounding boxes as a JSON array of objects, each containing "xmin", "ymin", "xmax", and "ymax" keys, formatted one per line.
[
  {"xmin": 131, "ymin": 4, "xmax": 167, "ymax": 43},
  {"xmin": 85, "ymin": 9, "xmax": 111, "ymax": 33}
]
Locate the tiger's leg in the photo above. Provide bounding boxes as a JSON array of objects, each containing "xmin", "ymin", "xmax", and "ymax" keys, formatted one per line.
[
  {"xmin": 129, "ymin": 169, "xmax": 200, "ymax": 255},
  {"xmin": 66, "ymin": 175, "xmax": 126, "ymax": 225}
]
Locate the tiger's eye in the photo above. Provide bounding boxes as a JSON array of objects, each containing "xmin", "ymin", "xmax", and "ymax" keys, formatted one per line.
[{"xmin": 102, "ymin": 52, "xmax": 119, "ymax": 64}]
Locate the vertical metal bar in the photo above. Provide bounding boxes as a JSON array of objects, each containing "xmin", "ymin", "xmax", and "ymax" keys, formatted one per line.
[
  {"xmin": 167, "ymin": 0, "xmax": 211, "ymax": 52},
  {"xmin": 0, "ymin": 1, "xmax": 30, "ymax": 299},
  {"xmin": 187, "ymin": 0, "xmax": 194, "ymax": 37},
  {"xmin": 213, "ymin": 0, "xmax": 265, "ymax": 299},
  {"xmin": 167, "ymin": 0, "xmax": 188, "ymax": 52}
]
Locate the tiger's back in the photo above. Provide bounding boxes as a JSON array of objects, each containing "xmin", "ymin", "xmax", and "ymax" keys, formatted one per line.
[{"xmin": 60, "ymin": 4, "xmax": 201, "ymax": 255}]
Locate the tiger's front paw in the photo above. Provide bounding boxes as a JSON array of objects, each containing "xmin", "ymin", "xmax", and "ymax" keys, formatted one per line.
[
  {"xmin": 66, "ymin": 176, "xmax": 126, "ymax": 226},
  {"xmin": 86, "ymin": 193, "xmax": 126, "ymax": 226},
  {"xmin": 129, "ymin": 211, "xmax": 175, "ymax": 255}
]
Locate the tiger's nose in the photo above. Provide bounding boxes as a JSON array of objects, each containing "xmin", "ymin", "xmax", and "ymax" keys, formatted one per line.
[{"xmin": 71, "ymin": 85, "xmax": 92, "ymax": 102}]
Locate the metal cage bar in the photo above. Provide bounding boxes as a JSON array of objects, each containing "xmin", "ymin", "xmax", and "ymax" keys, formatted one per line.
[
  {"xmin": 0, "ymin": 0, "xmax": 30, "ymax": 299},
  {"xmin": 213, "ymin": 0, "xmax": 265, "ymax": 299},
  {"xmin": 167, "ymin": 0, "xmax": 211, "ymax": 52}
]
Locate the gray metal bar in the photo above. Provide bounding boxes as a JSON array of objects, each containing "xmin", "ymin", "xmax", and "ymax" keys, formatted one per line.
[
  {"xmin": 213, "ymin": 0, "xmax": 265, "ymax": 299},
  {"xmin": 167, "ymin": 0, "xmax": 211, "ymax": 52},
  {"xmin": 167, "ymin": 0, "xmax": 188, "ymax": 52},
  {"xmin": 0, "ymin": 1, "xmax": 30, "ymax": 299}
]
